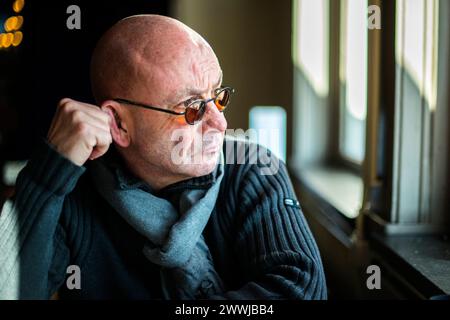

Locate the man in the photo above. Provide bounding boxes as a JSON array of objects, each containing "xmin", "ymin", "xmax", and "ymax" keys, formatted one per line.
[{"xmin": 0, "ymin": 15, "xmax": 327, "ymax": 299}]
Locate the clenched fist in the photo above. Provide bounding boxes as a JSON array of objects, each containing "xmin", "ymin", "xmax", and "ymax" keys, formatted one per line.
[{"xmin": 47, "ymin": 98, "xmax": 113, "ymax": 166}]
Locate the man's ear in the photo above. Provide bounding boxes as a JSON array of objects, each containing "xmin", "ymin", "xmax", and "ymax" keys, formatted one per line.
[{"xmin": 101, "ymin": 100, "xmax": 131, "ymax": 148}]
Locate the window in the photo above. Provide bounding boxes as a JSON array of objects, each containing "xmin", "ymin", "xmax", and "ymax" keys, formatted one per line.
[
  {"xmin": 291, "ymin": 0, "xmax": 450, "ymax": 298},
  {"xmin": 293, "ymin": 0, "xmax": 329, "ymax": 97},
  {"xmin": 292, "ymin": 0, "xmax": 448, "ymax": 228},
  {"xmin": 391, "ymin": 0, "xmax": 447, "ymax": 227},
  {"xmin": 292, "ymin": 0, "xmax": 364, "ymax": 219},
  {"xmin": 339, "ymin": 0, "xmax": 368, "ymax": 164},
  {"xmin": 292, "ymin": 0, "xmax": 330, "ymax": 169},
  {"xmin": 396, "ymin": 0, "xmax": 438, "ymax": 111},
  {"xmin": 249, "ymin": 106, "xmax": 287, "ymax": 162}
]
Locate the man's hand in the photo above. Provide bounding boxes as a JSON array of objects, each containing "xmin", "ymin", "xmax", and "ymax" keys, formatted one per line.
[{"xmin": 47, "ymin": 98, "xmax": 113, "ymax": 166}]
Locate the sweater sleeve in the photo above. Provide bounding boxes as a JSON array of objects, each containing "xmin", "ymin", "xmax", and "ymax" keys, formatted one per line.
[
  {"xmin": 209, "ymin": 147, "xmax": 327, "ymax": 300},
  {"xmin": 0, "ymin": 140, "xmax": 85, "ymax": 299}
]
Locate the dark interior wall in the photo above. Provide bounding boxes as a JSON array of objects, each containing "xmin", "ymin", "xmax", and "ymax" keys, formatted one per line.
[{"xmin": 0, "ymin": 0, "xmax": 169, "ymax": 161}]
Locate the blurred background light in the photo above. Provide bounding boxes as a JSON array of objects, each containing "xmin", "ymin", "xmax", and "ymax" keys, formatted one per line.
[{"xmin": 13, "ymin": 0, "xmax": 25, "ymax": 14}]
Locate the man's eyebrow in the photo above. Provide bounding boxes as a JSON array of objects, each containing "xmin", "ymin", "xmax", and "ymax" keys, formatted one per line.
[{"xmin": 167, "ymin": 73, "xmax": 223, "ymax": 107}]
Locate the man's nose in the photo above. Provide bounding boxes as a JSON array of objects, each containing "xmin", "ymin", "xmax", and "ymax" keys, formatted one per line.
[{"xmin": 202, "ymin": 100, "xmax": 227, "ymax": 131}]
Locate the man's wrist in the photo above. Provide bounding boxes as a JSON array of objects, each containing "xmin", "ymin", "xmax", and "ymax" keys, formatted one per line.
[{"xmin": 17, "ymin": 139, "xmax": 86, "ymax": 196}]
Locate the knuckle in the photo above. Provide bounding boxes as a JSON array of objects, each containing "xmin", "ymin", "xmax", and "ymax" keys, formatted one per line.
[
  {"xmin": 58, "ymin": 98, "xmax": 71, "ymax": 107},
  {"xmin": 59, "ymin": 102, "xmax": 70, "ymax": 113},
  {"xmin": 88, "ymin": 137, "xmax": 97, "ymax": 147},
  {"xmin": 59, "ymin": 100, "xmax": 75, "ymax": 113},
  {"xmin": 107, "ymin": 133, "xmax": 113, "ymax": 144},
  {"xmin": 71, "ymin": 110, "xmax": 83, "ymax": 123},
  {"xmin": 76, "ymin": 122, "xmax": 89, "ymax": 136}
]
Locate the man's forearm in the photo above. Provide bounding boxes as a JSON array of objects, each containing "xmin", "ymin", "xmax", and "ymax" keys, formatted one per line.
[{"xmin": 0, "ymin": 140, "xmax": 85, "ymax": 299}]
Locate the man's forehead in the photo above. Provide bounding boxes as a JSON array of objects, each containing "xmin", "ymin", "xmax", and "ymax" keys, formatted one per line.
[
  {"xmin": 133, "ymin": 32, "xmax": 222, "ymax": 106},
  {"xmin": 163, "ymin": 71, "xmax": 223, "ymax": 105}
]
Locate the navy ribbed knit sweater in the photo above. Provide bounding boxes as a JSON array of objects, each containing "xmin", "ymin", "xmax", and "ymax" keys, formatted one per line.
[{"xmin": 0, "ymin": 138, "xmax": 327, "ymax": 299}]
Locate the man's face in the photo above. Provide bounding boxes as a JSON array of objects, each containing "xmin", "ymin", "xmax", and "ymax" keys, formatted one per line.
[{"xmin": 125, "ymin": 41, "xmax": 227, "ymax": 181}]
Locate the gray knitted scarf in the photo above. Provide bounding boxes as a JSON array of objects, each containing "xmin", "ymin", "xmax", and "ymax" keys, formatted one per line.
[{"xmin": 89, "ymin": 152, "xmax": 225, "ymax": 299}]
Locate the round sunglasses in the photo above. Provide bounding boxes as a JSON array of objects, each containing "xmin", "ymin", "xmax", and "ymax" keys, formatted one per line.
[{"xmin": 113, "ymin": 86, "xmax": 234, "ymax": 125}]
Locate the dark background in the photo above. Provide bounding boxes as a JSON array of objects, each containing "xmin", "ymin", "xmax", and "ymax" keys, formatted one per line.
[{"xmin": 0, "ymin": 0, "xmax": 169, "ymax": 161}]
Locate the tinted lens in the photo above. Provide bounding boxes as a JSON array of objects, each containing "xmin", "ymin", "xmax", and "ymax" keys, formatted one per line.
[
  {"xmin": 184, "ymin": 88, "xmax": 233, "ymax": 125},
  {"xmin": 214, "ymin": 88, "xmax": 230, "ymax": 111},
  {"xmin": 185, "ymin": 101, "xmax": 205, "ymax": 124}
]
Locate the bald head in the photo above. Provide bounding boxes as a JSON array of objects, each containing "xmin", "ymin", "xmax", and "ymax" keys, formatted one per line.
[
  {"xmin": 90, "ymin": 15, "xmax": 227, "ymax": 190},
  {"xmin": 90, "ymin": 14, "xmax": 220, "ymax": 104}
]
